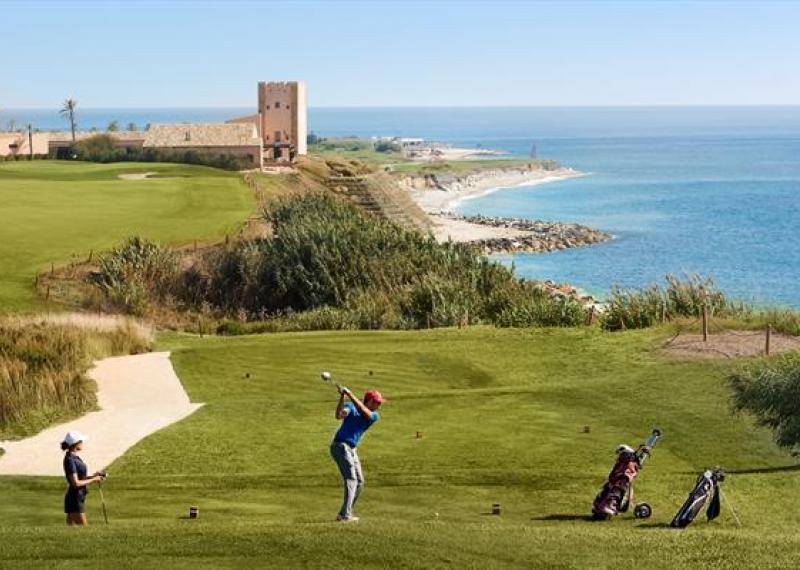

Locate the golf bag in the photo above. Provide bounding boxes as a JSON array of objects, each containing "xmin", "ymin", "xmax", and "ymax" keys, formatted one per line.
[
  {"xmin": 592, "ymin": 429, "xmax": 661, "ymax": 520},
  {"xmin": 670, "ymin": 468, "xmax": 725, "ymax": 528}
]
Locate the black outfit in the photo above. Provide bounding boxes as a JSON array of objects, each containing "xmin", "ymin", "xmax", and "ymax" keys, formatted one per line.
[{"xmin": 63, "ymin": 453, "xmax": 88, "ymax": 514}]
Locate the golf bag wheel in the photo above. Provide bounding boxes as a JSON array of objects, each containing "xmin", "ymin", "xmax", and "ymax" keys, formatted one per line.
[{"xmin": 634, "ymin": 503, "xmax": 652, "ymax": 519}]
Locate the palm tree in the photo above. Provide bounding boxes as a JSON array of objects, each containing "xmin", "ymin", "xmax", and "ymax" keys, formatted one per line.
[{"xmin": 60, "ymin": 98, "xmax": 78, "ymax": 142}]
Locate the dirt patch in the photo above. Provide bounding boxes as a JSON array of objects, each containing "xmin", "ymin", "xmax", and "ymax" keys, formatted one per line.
[{"xmin": 662, "ymin": 330, "xmax": 800, "ymax": 359}]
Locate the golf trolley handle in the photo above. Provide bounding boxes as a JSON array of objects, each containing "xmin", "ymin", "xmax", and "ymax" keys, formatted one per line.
[
  {"xmin": 645, "ymin": 429, "xmax": 661, "ymax": 448},
  {"xmin": 637, "ymin": 429, "xmax": 661, "ymax": 466}
]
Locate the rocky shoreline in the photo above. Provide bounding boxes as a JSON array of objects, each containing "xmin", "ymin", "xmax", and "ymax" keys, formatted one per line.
[{"xmin": 435, "ymin": 213, "xmax": 612, "ymax": 254}]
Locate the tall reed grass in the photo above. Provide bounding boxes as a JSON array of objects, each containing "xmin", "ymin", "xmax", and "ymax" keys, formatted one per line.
[
  {"xmin": 601, "ymin": 274, "xmax": 747, "ymax": 330},
  {"xmin": 93, "ymin": 193, "xmax": 585, "ymax": 330},
  {"xmin": 0, "ymin": 316, "xmax": 151, "ymax": 438}
]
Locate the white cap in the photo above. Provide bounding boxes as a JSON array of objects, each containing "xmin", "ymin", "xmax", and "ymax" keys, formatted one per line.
[
  {"xmin": 615, "ymin": 444, "xmax": 635, "ymax": 455},
  {"xmin": 62, "ymin": 431, "xmax": 88, "ymax": 447}
]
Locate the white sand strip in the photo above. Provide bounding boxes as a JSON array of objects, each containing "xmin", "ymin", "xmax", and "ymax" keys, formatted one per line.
[
  {"xmin": 0, "ymin": 352, "xmax": 203, "ymax": 476},
  {"xmin": 409, "ymin": 169, "xmax": 587, "ymax": 214},
  {"xmin": 117, "ymin": 172, "xmax": 156, "ymax": 180}
]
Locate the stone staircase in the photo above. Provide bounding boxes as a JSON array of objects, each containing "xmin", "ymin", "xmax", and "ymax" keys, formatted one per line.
[{"xmin": 323, "ymin": 175, "xmax": 429, "ymax": 232}]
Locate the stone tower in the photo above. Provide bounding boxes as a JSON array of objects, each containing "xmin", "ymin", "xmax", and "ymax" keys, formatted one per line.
[{"xmin": 257, "ymin": 81, "xmax": 307, "ymax": 161}]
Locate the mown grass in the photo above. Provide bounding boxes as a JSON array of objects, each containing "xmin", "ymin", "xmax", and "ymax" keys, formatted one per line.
[
  {"xmin": 0, "ymin": 326, "xmax": 797, "ymax": 567},
  {"xmin": 0, "ymin": 161, "xmax": 254, "ymax": 311},
  {"xmin": 308, "ymin": 139, "xmax": 409, "ymax": 167}
]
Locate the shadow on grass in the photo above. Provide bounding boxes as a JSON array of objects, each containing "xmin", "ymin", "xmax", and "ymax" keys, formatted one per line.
[
  {"xmin": 531, "ymin": 514, "xmax": 595, "ymax": 522},
  {"xmin": 677, "ymin": 464, "xmax": 800, "ymax": 476},
  {"xmin": 726, "ymin": 464, "xmax": 800, "ymax": 475},
  {"xmin": 635, "ymin": 522, "xmax": 673, "ymax": 529}
]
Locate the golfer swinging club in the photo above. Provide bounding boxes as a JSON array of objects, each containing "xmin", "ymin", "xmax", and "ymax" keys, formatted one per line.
[
  {"xmin": 330, "ymin": 384, "xmax": 383, "ymax": 522},
  {"xmin": 60, "ymin": 431, "xmax": 106, "ymax": 526}
]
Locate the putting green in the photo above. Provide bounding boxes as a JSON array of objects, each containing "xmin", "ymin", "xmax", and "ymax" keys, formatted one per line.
[
  {"xmin": 0, "ymin": 327, "xmax": 797, "ymax": 567},
  {"xmin": 0, "ymin": 161, "xmax": 254, "ymax": 311}
]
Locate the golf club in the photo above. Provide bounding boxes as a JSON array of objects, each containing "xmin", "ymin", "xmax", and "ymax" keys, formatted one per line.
[
  {"xmin": 320, "ymin": 371, "xmax": 346, "ymax": 394},
  {"xmin": 97, "ymin": 471, "xmax": 109, "ymax": 525}
]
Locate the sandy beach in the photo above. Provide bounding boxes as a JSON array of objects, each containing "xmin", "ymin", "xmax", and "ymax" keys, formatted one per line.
[
  {"xmin": 409, "ymin": 167, "xmax": 585, "ymax": 213},
  {"xmin": 405, "ymin": 167, "xmax": 588, "ymax": 242}
]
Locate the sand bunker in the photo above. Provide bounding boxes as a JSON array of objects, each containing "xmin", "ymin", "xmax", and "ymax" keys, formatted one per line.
[
  {"xmin": 117, "ymin": 172, "xmax": 157, "ymax": 180},
  {"xmin": 0, "ymin": 352, "xmax": 202, "ymax": 476}
]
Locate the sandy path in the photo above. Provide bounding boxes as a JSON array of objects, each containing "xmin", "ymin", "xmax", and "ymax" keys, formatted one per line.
[{"xmin": 0, "ymin": 352, "xmax": 203, "ymax": 476}]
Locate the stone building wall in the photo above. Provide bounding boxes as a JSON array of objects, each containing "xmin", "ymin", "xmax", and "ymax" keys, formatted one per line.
[{"xmin": 258, "ymin": 81, "xmax": 307, "ymax": 159}]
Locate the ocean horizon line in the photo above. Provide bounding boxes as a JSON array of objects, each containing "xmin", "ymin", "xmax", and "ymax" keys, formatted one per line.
[{"xmin": 6, "ymin": 104, "xmax": 800, "ymax": 111}]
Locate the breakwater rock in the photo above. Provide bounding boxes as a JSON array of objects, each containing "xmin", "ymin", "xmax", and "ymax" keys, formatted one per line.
[{"xmin": 449, "ymin": 214, "xmax": 612, "ymax": 254}]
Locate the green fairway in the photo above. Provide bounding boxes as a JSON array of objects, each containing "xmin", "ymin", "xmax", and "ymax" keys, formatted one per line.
[
  {"xmin": 1, "ymin": 327, "xmax": 798, "ymax": 568},
  {"xmin": 0, "ymin": 161, "xmax": 254, "ymax": 311}
]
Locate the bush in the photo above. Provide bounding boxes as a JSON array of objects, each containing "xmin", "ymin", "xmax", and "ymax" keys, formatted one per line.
[
  {"xmin": 94, "ymin": 194, "xmax": 588, "ymax": 331},
  {"xmin": 97, "ymin": 237, "xmax": 179, "ymax": 316},
  {"xmin": 494, "ymin": 294, "xmax": 587, "ymax": 328},
  {"xmin": 72, "ymin": 134, "xmax": 127, "ymax": 162},
  {"xmin": 374, "ymin": 141, "xmax": 400, "ymax": 153},
  {"xmin": 602, "ymin": 274, "xmax": 745, "ymax": 331},
  {"xmin": 70, "ymin": 134, "xmax": 253, "ymax": 170},
  {"xmin": 729, "ymin": 352, "xmax": 800, "ymax": 451}
]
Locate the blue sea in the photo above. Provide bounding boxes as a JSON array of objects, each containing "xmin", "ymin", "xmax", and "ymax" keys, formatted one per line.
[{"xmin": 5, "ymin": 106, "xmax": 800, "ymax": 306}]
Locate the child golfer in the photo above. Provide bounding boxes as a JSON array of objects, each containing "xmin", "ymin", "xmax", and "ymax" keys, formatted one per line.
[
  {"xmin": 330, "ymin": 386, "xmax": 383, "ymax": 522},
  {"xmin": 61, "ymin": 431, "xmax": 106, "ymax": 526}
]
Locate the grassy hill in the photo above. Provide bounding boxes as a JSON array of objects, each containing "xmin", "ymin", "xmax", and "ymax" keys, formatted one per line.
[
  {"xmin": 0, "ymin": 161, "xmax": 254, "ymax": 311},
  {"xmin": 1, "ymin": 326, "xmax": 797, "ymax": 568}
]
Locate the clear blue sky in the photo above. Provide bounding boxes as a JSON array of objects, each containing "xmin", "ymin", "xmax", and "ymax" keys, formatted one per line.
[{"xmin": 2, "ymin": 0, "xmax": 799, "ymax": 108}]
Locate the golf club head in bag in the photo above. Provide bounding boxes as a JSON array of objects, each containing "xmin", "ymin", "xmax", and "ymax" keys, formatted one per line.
[
  {"xmin": 670, "ymin": 468, "xmax": 726, "ymax": 529},
  {"xmin": 592, "ymin": 429, "xmax": 661, "ymax": 520}
]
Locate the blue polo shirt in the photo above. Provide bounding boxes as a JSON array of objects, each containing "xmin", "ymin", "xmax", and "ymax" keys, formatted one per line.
[{"xmin": 334, "ymin": 402, "xmax": 379, "ymax": 447}]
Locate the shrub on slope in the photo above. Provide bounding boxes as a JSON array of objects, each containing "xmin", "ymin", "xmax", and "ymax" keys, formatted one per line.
[
  {"xmin": 729, "ymin": 352, "xmax": 800, "ymax": 452},
  {"xmin": 94, "ymin": 193, "xmax": 586, "ymax": 329}
]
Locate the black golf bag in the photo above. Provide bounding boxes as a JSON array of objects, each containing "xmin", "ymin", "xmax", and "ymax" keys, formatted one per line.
[
  {"xmin": 592, "ymin": 429, "xmax": 661, "ymax": 520},
  {"xmin": 670, "ymin": 468, "xmax": 725, "ymax": 528}
]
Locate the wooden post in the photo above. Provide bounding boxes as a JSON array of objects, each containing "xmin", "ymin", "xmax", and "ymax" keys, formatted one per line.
[
  {"xmin": 87, "ymin": 249, "xmax": 93, "ymax": 263},
  {"xmin": 426, "ymin": 313, "xmax": 431, "ymax": 330},
  {"xmin": 587, "ymin": 305, "xmax": 596, "ymax": 326},
  {"xmin": 766, "ymin": 324, "xmax": 772, "ymax": 356},
  {"xmin": 661, "ymin": 300, "xmax": 667, "ymax": 323},
  {"xmin": 702, "ymin": 304, "xmax": 708, "ymax": 342}
]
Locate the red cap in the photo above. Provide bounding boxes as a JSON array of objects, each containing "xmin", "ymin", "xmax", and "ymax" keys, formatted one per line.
[{"xmin": 364, "ymin": 390, "xmax": 384, "ymax": 404}]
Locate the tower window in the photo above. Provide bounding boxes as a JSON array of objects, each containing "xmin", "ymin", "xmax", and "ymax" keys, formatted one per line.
[{"xmin": 275, "ymin": 102, "xmax": 281, "ymax": 109}]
